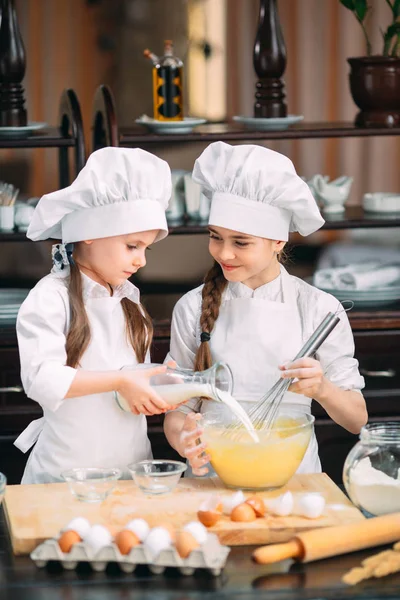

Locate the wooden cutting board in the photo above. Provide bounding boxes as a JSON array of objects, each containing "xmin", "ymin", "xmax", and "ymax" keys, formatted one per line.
[{"xmin": 4, "ymin": 473, "xmax": 364, "ymax": 555}]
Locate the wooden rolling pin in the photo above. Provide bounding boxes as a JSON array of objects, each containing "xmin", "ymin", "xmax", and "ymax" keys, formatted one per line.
[{"xmin": 253, "ymin": 512, "xmax": 400, "ymax": 564}]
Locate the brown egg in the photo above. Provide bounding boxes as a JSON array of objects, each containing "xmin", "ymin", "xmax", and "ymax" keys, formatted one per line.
[
  {"xmin": 197, "ymin": 509, "xmax": 222, "ymax": 528},
  {"xmin": 58, "ymin": 530, "xmax": 81, "ymax": 553},
  {"xmin": 246, "ymin": 496, "xmax": 265, "ymax": 517},
  {"xmin": 230, "ymin": 502, "xmax": 257, "ymax": 522},
  {"xmin": 175, "ymin": 531, "xmax": 200, "ymax": 558},
  {"xmin": 115, "ymin": 529, "xmax": 140, "ymax": 555}
]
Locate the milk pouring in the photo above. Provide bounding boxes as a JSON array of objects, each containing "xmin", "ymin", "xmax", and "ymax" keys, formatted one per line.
[{"xmin": 115, "ymin": 363, "xmax": 259, "ymax": 442}]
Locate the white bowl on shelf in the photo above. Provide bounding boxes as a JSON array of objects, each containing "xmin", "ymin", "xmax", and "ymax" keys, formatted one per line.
[{"xmin": 363, "ymin": 193, "xmax": 400, "ymax": 214}]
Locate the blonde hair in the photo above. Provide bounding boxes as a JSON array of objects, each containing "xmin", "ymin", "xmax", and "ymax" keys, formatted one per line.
[
  {"xmin": 65, "ymin": 260, "xmax": 153, "ymax": 368},
  {"xmin": 194, "ymin": 248, "xmax": 288, "ymax": 372}
]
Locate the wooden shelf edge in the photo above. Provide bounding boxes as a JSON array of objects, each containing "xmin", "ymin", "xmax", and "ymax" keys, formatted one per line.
[{"xmin": 119, "ymin": 120, "xmax": 400, "ymax": 145}]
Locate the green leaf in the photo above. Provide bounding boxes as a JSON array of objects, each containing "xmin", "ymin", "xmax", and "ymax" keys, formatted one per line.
[
  {"xmin": 339, "ymin": 0, "xmax": 356, "ymax": 10},
  {"xmin": 386, "ymin": 21, "xmax": 400, "ymax": 37},
  {"xmin": 354, "ymin": 0, "xmax": 368, "ymax": 22},
  {"xmin": 392, "ymin": 0, "xmax": 400, "ymax": 18}
]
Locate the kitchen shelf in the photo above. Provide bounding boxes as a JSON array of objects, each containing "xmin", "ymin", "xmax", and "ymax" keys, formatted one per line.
[
  {"xmin": 0, "ymin": 231, "xmax": 29, "ymax": 241},
  {"xmin": 2, "ymin": 205, "xmax": 399, "ymax": 242},
  {"xmin": 0, "ymin": 89, "xmax": 85, "ymax": 188},
  {"xmin": 119, "ymin": 121, "xmax": 400, "ymax": 145},
  {"xmin": 168, "ymin": 206, "xmax": 400, "ymax": 232},
  {"xmin": 0, "ymin": 127, "xmax": 76, "ymax": 149}
]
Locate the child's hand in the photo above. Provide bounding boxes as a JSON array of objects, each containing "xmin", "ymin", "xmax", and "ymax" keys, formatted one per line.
[
  {"xmin": 117, "ymin": 364, "xmax": 170, "ymax": 415},
  {"xmin": 178, "ymin": 413, "xmax": 210, "ymax": 476},
  {"xmin": 279, "ymin": 357, "xmax": 327, "ymax": 400}
]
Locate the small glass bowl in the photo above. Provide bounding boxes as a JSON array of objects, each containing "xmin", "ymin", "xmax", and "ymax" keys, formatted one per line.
[
  {"xmin": 0, "ymin": 472, "xmax": 6, "ymax": 505},
  {"xmin": 128, "ymin": 460, "xmax": 187, "ymax": 495},
  {"xmin": 61, "ymin": 467, "xmax": 121, "ymax": 503}
]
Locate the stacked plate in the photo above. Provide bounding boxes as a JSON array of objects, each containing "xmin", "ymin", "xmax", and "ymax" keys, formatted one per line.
[
  {"xmin": 312, "ymin": 282, "xmax": 400, "ymax": 307},
  {"xmin": 0, "ymin": 289, "xmax": 29, "ymax": 325}
]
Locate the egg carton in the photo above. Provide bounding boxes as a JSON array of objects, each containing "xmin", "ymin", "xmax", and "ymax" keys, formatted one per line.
[{"xmin": 30, "ymin": 533, "xmax": 230, "ymax": 576}]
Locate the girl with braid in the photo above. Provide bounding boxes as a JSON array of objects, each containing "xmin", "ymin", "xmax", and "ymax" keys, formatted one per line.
[
  {"xmin": 15, "ymin": 148, "xmax": 172, "ymax": 483},
  {"xmin": 164, "ymin": 142, "xmax": 367, "ymax": 476}
]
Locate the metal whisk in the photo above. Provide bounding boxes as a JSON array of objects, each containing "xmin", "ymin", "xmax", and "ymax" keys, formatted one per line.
[
  {"xmin": 226, "ymin": 307, "xmax": 348, "ymax": 437},
  {"xmin": 248, "ymin": 311, "xmax": 341, "ymax": 432}
]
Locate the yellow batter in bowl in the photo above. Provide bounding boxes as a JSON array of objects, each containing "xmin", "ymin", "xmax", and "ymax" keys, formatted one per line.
[{"xmin": 201, "ymin": 410, "xmax": 314, "ymax": 490}]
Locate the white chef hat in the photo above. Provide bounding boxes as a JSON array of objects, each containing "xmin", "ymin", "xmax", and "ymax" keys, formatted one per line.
[
  {"xmin": 192, "ymin": 141, "xmax": 324, "ymax": 241},
  {"xmin": 27, "ymin": 147, "xmax": 171, "ymax": 243}
]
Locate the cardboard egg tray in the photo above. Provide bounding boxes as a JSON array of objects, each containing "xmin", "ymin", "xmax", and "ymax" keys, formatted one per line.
[{"xmin": 30, "ymin": 533, "xmax": 230, "ymax": 576}]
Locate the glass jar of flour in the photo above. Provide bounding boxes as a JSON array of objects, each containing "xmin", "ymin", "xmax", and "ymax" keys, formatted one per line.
[{"xmin": 343, "ymin": 422, "xmax": 400, "ymax": 516}]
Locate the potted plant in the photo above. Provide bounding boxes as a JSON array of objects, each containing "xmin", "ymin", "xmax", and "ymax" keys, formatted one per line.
[{"xmin": 340, "ymin": 0, "xmax": 400, "ymax": 127}]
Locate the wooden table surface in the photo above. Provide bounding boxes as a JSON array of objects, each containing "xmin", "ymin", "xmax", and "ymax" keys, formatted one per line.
[{"xmin": 2, "ymin": 507, "xmax": 400, "ymax": 600}]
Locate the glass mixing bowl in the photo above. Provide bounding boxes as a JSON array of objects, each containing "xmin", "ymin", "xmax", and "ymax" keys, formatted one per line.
[
  {"xmin": 61, "ymin": 467, "xmax": 121, "ymax": 503},
  {"xmin": 128, "ymin": 460, "xmax": 187, "ymax": 494},
  {"xmin": 200, "ymin": 403, "xmax": 314, "ymax": 490}
]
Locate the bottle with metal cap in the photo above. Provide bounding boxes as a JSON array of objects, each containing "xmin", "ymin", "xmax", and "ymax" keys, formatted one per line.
[{"xmin": 144, "ymin": 40, "xmax": 183, "ymax": 121}]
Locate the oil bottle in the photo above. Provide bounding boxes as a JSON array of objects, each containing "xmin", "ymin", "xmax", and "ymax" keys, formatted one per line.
[{"xmin": 144, "ymin": 40, "xmax": 183, "ymax": 121}]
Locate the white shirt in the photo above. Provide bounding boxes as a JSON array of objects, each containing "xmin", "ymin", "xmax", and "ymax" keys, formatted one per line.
[
  {"xmin": 167, "ymin": 270, "xmax": 364, "ymax": 415},
  {"xmin": 15, "ymin": 267, "xmax": 152, "ymax": 483}
]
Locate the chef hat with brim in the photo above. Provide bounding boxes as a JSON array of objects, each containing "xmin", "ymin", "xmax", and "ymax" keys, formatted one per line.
[
  {"xmin": 192, "ymin": 141, "xmax": 324, "ymax": 241},
  {"xmin": 27, "ymin": 147, "xmax": 171, "ymax": 244}
]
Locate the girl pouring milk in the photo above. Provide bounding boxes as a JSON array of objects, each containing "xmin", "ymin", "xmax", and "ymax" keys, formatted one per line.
[
  {"xmin": 164, "ymin": 141, "xmax": 367, "ymax": 475},
  {"xmin": 15, "ymin": 147, "xmax": 173, "ymax": 484}
]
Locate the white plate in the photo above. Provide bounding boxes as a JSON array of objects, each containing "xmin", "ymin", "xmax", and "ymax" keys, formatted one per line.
[
  {"xmin": 0, "ymin": 122, "xmax": 47, "ymax": 137},
  {"xmin": 232, "ymin": 115, "xmax": 304, "ymax": 130},
  {"xmin": 308, "ymin": 278, "xmax": 400, "ymax": 306},
  {"xmin": 363, "ymin": 192, "xmax": 400, "ymax": 214},
  {"xmin": 0, "ymin": 289, "xmax": 29, "ymax": 302},
  {"xmin": 135, "ymin": 117, "xmax": 207, "ymax": 135}
]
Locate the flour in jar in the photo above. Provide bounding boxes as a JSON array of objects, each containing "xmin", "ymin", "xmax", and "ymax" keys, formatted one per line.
[{"xmin": 349, "ymin": 457, "xmax": 400, "ymax": 515}]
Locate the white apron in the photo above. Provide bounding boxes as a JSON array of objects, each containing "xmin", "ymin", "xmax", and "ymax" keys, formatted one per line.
[
  {"xmin": 15, "ymin": 295, "xmax": 152, "ymax": 484},
  {"xmin": 200, "ymin": 267, "xmax": 321, "ymax": 474}
]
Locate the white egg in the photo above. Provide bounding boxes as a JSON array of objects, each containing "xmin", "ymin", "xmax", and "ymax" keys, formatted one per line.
[
  {"xmin": 183, "ymin": 521, "xmax": 208, "ymax": 544},
  {"xmin": 264, "ymin": 491, "xmax": 294, "ymax": 516},
  {"xmin": 84, "ymin": 524, "xmax": 112, "ymax": 555},
  {"xmin": 294, "ymin": 493, "xmax": 325, "ymax": 519},
  {"xmin": 144, "ymin": 527, "xmax": 172, "ymax": 558},
  {"xmin": 125, "ymin": 518, "xmax": 150, "ymax": 542},
  {"xmin": 62, "ymin": 517, "xmax": 91, "ymax": 539},
  {"xmin": 199, "ymin": 493, "xmax": 222, "ymax": 512},
  {"xmin": 222, "ymin": 490, "xmax": 245, "ymax": 515}
]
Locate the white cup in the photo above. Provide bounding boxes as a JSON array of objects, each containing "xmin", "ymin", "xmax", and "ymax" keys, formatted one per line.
[
  {"xmin": 184, "ymin": 173, "xmax": 209, "ymax": 222},
  {"xmin": 0, "ymin": 205, "xmax": 15, "ymax": 231},
  {"xmin": 14, "ymin": 203, "xmax": 35, "ymax": 231}
]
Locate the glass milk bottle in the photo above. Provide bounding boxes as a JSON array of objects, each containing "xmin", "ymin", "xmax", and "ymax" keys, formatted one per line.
[{"xmin": 115, "ymin": 362, "xmax": 233, "ymax": 412}]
